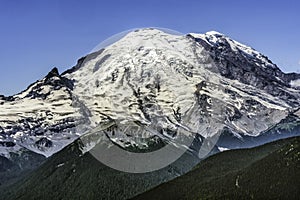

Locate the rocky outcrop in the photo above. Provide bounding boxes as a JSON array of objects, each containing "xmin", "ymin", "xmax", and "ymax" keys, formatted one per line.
[{"xmin": 188, "ymin": 32, "xmax": 300, "ymax": 107}]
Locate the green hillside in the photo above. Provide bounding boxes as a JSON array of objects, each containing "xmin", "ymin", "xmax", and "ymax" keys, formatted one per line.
[
  {"xmin": 1, "ymin": 135, "xmax": 299, "ymax": 200},
  {"xmin": 0, "ymin": 139, "xmax": 199, "ymax": 200},
  {"xmin": 133, "ymin": 136, "xmax": 300, "ymax": 200},
  {"xmin": 0, "ymin": 150, "xmax": 45, "ymax": 190}
]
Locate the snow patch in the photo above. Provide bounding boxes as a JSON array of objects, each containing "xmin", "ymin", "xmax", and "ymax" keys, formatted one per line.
[
  {"xmin": 56, "ymin": 163, "xmax": 65, "ymax": 168},
  {"xmin": 290, "ymin": 79, "xmax": 300, "ymax": 88},
  {"xmin": 218, "ymin": 146, "xmax": 230, "ymax": 152}
]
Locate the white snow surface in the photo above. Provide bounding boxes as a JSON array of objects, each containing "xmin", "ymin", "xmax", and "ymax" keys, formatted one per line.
[{"xmin": 290, "ymin": 79, "xmax": 300, "ymax": 88}]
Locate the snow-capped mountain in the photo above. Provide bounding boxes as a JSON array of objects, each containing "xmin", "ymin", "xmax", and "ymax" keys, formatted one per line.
[{"xmin": 0, "ymin": 28, "xmax": 299, "ymax": 159}]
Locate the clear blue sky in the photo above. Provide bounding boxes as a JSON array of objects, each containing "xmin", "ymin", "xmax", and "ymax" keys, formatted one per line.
[{"xmin": 0, "ymin": 0, "xmax": 299, "ymax": 95}]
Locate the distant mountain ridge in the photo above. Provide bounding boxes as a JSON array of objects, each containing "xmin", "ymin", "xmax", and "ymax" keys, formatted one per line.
[{"xmin": 1, "ymin": 134, "xmax": 298, "ymax": 200}]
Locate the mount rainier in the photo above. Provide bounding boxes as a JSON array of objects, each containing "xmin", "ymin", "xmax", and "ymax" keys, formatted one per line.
[{"xmin": 0, "ymin": 28, "xmax": 299, "ymax": 166}]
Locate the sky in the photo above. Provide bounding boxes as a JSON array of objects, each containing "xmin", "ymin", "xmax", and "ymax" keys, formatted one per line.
[{"xmin": 0, "ymin": 0, "xmax": 299, "ymax": 95}]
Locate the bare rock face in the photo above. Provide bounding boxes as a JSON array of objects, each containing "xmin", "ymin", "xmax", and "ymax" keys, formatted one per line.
[{"xmin": 188, "ymin": 32, "xmax": 300, "ymax": 107}]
